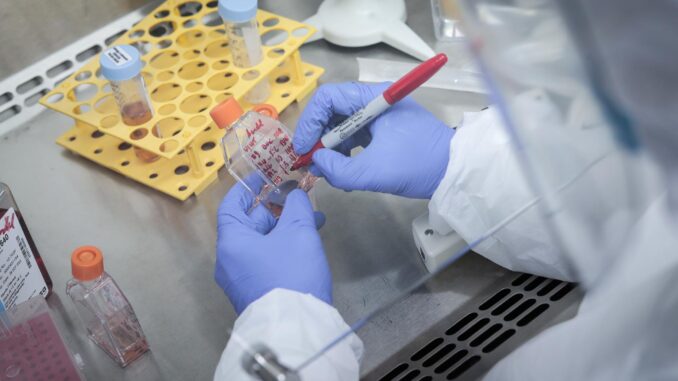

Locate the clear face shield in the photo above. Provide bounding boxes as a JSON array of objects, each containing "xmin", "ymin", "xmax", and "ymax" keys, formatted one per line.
[{"xmin": 456, "ymin": 0, "xmax": 666, "ymax": 288}]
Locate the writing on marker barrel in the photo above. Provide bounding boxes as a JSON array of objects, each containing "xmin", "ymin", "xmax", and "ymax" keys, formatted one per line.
[{"xmin": 290, "ymin": 53, "xmax": 448, "ymax": 171}]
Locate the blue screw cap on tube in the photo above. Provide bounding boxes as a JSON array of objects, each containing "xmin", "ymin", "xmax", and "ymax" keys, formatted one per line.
[
  {"xmin": 100, "ymin": 45, "xmax": 142, "ymax": 81},
  {"xmin": 219, "ymin": 0, "xmax": 257, "ymax": 23}
]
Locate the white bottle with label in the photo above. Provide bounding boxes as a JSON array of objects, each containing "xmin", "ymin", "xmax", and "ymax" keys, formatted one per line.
[{"xmin": 0, "ymin": 183, "xmax": 52, "ymax": 311}]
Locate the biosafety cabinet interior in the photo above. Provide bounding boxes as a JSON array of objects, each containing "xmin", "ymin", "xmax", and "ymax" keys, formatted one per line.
[{"xmin": 0, "ymin": 1, "xmax": 581, "ymax": 380}]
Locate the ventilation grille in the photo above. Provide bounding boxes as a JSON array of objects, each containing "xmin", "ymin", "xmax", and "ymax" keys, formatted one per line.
[{"xmin": 366, "ymin": 273, "xmax": 579, "ymax": 381}]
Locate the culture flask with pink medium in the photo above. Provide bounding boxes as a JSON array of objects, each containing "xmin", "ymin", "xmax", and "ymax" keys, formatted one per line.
[
  {"xmin": 221, "ymin": 111, "xmax": 317, "ymax": 216},
  {"xmin": 66, "ymin": 246, "xmax": 149, "ymax": 367}
]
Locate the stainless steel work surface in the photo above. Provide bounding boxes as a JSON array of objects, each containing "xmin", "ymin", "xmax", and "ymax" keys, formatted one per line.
[{"xmin": 0, "ymin": 1, "xmax": 506, "ymax": 380}]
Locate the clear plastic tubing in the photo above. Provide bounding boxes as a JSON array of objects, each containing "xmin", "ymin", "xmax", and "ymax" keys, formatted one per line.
[
  {"xmin": 100, "ymin": 45, "xmax": 159, "ymax": 162},
  {"xmin": 66, "ymin": 246, "xmax": 149, "ymax": 367},
  {"xmin": 219, "ymin": 0, "xmax": 270, "ymax": 104}
]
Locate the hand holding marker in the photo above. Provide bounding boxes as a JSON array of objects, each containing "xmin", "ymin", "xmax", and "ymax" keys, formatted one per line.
[{"xmin": 291, "ymin": 53, "xmax": 448, "ymax": 171}]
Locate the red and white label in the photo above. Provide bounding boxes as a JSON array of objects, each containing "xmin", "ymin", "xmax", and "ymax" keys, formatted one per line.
[{"xmin": 0, "ymin": 208, "xmax": 48, "ymax": 310}]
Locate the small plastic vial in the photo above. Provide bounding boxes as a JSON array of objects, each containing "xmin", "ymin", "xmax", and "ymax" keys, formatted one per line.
[
  {"xmin": 100, "ymin": 45, "xmax": 159, "ymax": 162},
  {"xmin": 219, "ymin": 0, "xmax": 271, "ymax": 104},
  {"xmin": 0, "ymin": 183, "xmax": 53, "ymax": 309},
  {"xmin": 66, "ymin": 246, "xmax": 149, "ymax": 367},
  {"xmin": 0, "ymin": 297, "xmax": 83, "ymax": 380}
]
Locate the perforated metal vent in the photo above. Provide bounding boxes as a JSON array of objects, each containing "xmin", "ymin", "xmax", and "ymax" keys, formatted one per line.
[{"xmin": 363, "ymin": 273, "xmax": 580, "ymax": 381}]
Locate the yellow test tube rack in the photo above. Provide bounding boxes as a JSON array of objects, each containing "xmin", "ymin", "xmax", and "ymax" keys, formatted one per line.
[{"xmin": 40, "ymin": 0, "xmax": 323, "ymax": 201}]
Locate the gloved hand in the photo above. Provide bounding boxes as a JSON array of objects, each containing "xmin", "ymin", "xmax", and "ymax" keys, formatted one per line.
[
  {"xmin": 215, "ymin": 182, "xmax": 331, "ymax": 314},
  {"xmin": 293, "ymin": 82, "xmax": 455, "ymax": 199}
]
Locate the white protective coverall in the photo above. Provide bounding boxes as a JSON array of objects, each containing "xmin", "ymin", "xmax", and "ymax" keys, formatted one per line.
[{"xmin": 214, "ymin": 107, "xmax": 678, "ymax": 380}]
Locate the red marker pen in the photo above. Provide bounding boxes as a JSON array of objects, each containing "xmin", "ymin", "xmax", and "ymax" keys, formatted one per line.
[{"xmin": 291, "ymin": 53, "xmax": 448, "ymax": 171}]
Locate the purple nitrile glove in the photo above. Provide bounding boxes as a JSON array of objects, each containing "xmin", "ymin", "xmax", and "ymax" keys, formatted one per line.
[
  {"xmin": 215, "ymin": 181, "xmax": 329, "ymax": 314},
  {"xmin": 293, "ymin": 82, "xmax": 455, "ymax": 199}
]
